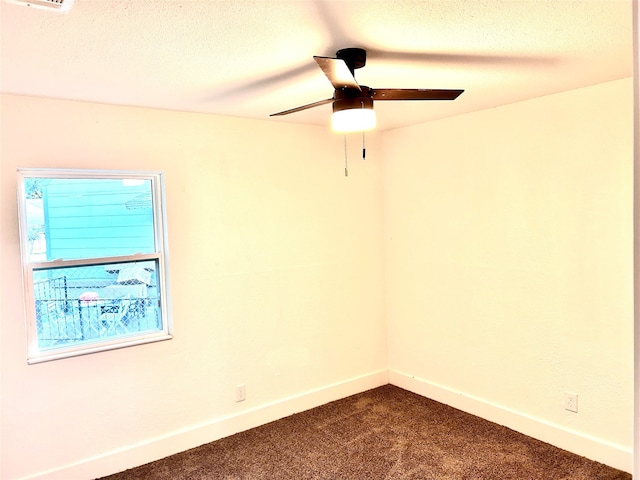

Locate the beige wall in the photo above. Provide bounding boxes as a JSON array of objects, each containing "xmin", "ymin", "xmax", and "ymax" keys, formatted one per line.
[
  {"xmin": 632, "ymin": 3, "xmax": 639, "ymax": 477},
  {"xmin": 0, "ymin": 95, "xmax": 387, "ymax": 479},
  {"xmin": 0, "ymin": 77, "xmax": 635, "ymax": 479},
  {"xmin": 383, "ymin": 78, "xmax": 634, "ymax": 467}
]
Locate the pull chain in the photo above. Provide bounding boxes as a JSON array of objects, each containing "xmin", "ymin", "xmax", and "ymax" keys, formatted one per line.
[
  {"xmin": 360, "ymin": 101, "xmax": 367, "ymax": 160},
  {"xmin": 362, "ymin": 130, "xmax": 366, "ymax": 160},
  {"xmin": 343, "ymin": 134, "xmax": 348, "ymax": 177}
]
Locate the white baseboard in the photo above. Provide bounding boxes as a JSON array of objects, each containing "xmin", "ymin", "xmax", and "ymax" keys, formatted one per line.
[
  {"xmin": 15, "ymin": 368, "xmax": 632, "ymax": 479},
  {"xmin": 388, "ymin": 369, "xmax": 633, "ymax": 474},
  {"xmin": 19, "ymin": 370, "xmax": 389, "ymax": 480}
]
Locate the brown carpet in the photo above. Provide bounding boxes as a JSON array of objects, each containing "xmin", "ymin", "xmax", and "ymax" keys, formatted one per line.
[{"xmin": 99, "ymin": 385, "xmax": 631, "ymax": 479}]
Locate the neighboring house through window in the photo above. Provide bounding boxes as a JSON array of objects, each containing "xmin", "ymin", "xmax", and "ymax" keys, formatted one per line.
[{"xmin": 17, "ymin": 169, "xmax": 172, "ymax": 363}]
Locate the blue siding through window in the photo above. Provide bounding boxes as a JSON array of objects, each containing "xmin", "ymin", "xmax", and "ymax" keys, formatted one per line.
[{"xmin": 42, "ymin": 179, "xmax": 155, "ymax": 261}]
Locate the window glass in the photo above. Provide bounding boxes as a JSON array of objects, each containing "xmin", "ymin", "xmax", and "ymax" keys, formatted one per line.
[
  {"xmin": 18, "ymin": 170, "xmax": 171, "ymax": 363},
  {"xmin": 24, "ymin": 177, "xmax": 155, "ymax": 262}
]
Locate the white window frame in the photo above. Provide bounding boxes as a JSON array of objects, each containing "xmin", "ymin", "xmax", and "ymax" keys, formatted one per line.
[{"xmin": 17, "ymin": 168, "xmax": 172, "ymax": 364}]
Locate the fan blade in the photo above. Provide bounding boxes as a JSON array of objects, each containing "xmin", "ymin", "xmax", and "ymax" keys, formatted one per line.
[
  {"xmin": 373, "ymin": 89, "xmax": 464, "ymax": 101},
  {"xmin": 313, "ymin": 56, "xmax": 361, "ymax": 91},
  {"xmin": 270, "ymin": 98, "xmax": 334, "ymax": 117}
]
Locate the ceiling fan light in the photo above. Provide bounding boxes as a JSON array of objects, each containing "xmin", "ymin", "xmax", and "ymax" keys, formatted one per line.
[{"xmin": 332, "ymin": 108, "xmax": 376, "ymax": 132}]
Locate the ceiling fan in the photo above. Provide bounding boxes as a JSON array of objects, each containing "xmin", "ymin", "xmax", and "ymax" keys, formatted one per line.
[{"xmin": 270, "ymin": 47, "xmax": 464, "ymax": 132}]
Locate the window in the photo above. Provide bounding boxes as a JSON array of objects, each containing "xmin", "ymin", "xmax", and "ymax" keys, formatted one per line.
[{"xmin": 17, "ymin": 169, "xmax": 172, "ymax": 363}]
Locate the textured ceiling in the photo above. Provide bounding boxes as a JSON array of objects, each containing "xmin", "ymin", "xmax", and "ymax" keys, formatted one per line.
[{"xmin": 0, "ymin": 0, "xmax": 633, "ymax": 131}]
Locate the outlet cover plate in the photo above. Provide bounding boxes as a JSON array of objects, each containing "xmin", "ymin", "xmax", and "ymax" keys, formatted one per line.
[
  {"xmin": 564, "ymin": 392, "xmax": 578, "ymax": 413},
  {"xmin": 235, "ymin": 384, "xmax": 246, "ymax": 402}
]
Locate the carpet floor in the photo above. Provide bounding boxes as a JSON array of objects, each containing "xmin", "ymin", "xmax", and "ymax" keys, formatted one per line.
[{"xmin": 99, "ymin": 385, "xmax": 631, "ymax": 479}]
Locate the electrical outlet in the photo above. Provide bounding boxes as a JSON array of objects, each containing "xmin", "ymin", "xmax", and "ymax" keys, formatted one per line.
[
  {"xmin": 235, "ymin": 384, "xmax": 246, "ymax": 403},
  {"xmin": 564, "ymin": 392, "xmax": 578, "ymax": 413}
]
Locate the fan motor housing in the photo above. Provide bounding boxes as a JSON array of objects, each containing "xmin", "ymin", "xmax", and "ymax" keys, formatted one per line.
[{"xmin": 333, "ymin": 86, "xmax": 374, "ymax": 113}]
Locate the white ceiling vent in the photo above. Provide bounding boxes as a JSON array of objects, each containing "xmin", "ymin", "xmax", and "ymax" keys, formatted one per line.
[{"xmin": 5, "ymin": 0, "xmax": 74, "ymax": 13}]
